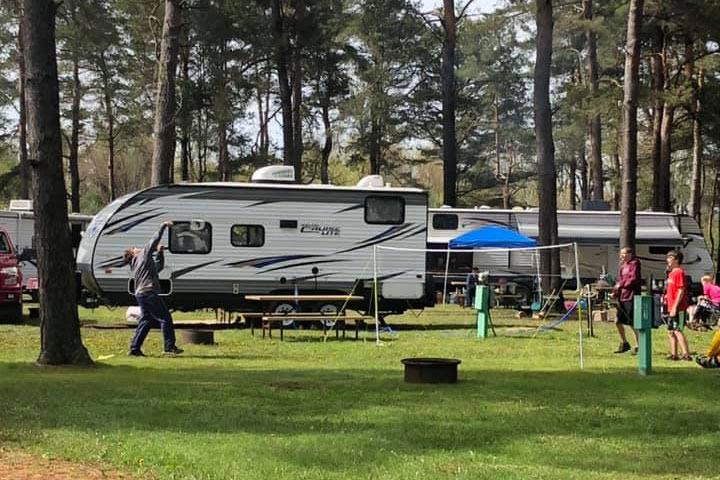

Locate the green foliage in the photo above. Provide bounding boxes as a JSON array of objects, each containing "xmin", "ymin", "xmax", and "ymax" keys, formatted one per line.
[{"xmin": 1, "ymin": 310, "xmax": 719, "ymax": 479}]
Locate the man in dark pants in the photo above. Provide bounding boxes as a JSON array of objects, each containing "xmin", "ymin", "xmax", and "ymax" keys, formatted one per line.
[
  {"xmin": 465, "ymin": 267, "xmax": 480, "ymax": 308},
  {"xmin": 611, "ymin": 247, "xmax": 641, "ymax": 354},
  {"xmin": 124, "ymin": 221, "xmax": 183, "ymax": 357}
]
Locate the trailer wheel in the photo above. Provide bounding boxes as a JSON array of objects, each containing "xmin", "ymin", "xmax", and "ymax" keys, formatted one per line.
[{"xmin": 271, "ymin": 302, "xmax": 297, "ymax": 327}]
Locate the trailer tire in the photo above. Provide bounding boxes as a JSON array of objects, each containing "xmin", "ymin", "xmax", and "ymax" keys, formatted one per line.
[
  {"xmin": 318, "ymin": 303, "xmax": 339, "ymax": 327},
  {"xmin": 271, "ymin": 302, "xmax": 297, "ymax": 327}
]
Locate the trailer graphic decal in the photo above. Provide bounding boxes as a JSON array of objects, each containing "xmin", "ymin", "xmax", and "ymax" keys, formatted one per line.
[
  {"xmin": 259, "ymin": 258, "xmax": 351, "ymax": 274},
  {"xmin": 171, "ymin": 260, "xmax": 222, "ymax": 279},
  {"xmin": 225, "ymin": 254, "xmax": 316, "ymax": 269},
  {"xmin": 104, "ymin": 208, "xmax": 162, "ymax": 229},
  {"xmin": 356, "ymin": 223, "xmax": 414, "ymax": 244},
  {"xmin": 334, "ymin": 204, "xmax": 363, "ymax": 214},
  {"xmin": 103, "ymin": 212, "xmax": 166, "ymax": 236},
  {"xmin": 97, "ymin": 256, "xmax": 128, "ymax": 269}
]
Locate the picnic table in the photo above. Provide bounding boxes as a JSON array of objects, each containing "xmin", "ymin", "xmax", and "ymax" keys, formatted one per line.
[{"xmin": 244, "ymin": 294, "xmax": 372, "ymax": 340}]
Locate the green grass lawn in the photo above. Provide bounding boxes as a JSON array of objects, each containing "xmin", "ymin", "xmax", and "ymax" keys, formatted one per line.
[{"xmin": 1, "ymin": 306, "xmax": 718, "ymax": 480}]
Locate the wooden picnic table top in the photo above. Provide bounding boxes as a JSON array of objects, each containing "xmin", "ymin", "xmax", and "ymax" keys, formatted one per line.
[{"xmin": 245, "ymin": 294, "xmax": 364, "ymax": 302}]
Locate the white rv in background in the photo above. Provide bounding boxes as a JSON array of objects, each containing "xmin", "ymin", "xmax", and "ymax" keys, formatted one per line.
[
  {"xmin": 427, "ymin": 207, "xmax": 713, "ymax": 290},
  {"xmin": 0, "ymin": 200, "xmax": 93, "ymax": 298},
  {"xmin": 77, "ymin": 166, "xmax": 432, "ymax": 314}
]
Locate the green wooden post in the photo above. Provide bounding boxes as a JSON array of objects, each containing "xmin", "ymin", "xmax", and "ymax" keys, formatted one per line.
[
  {"xmin": 474, "ymin": 285, "xmax": 490, "ymax": 339},
  {"xmin": 633, "ymin": 295, "xmax": 653, "ymax": 375}
]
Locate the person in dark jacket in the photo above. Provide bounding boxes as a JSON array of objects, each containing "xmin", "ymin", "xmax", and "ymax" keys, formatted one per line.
[
  {"xmin": 611, "ymin": 247, "xmax": 641, "ymax": 354},
  {"xmin": 465, "ymin": 267, "xmax": 480, "ymax": 308},
  {"xmin": 123, "ymin": 221, "xmax": 183, "ymax": 357}
]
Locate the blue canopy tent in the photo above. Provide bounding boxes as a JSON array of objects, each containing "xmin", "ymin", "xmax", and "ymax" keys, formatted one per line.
[
  {"xmin": 448, "ymin": 226, "xmax": 537, "ymax": 249},
  {"xmin": 442, "ymin": 226, "xmax": 537, "ymax": 305}
]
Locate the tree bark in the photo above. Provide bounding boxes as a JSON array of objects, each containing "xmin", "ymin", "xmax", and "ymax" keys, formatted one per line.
[
  {"xmin": 689, "ymin": 61, "xmax": 703, "ymax": 223},
  {"xmin": 271, "ymin": 0, "xmax": 294, "ymax": 170},
  {"xmin": 68, "ymin": 54, "xmax": 82, "ymax": 248},
  {"xmin": 320, "ymin": 98, "xmax": 332, "ymax": 184},
  {"xmin": 369, "ymin": 112, "xmax": 381, "ymax": 175},
  {"xmin": 583, "ymin": 0, "xmax": 603, "ymax": 201},
  {"xmin": 179, "ymin": 27, "xmax": 190, "ymax": 182},
  {"xmin": 22, "ymin": 0, "xmax": 92, "ymax": 366},
  {"xmin": 534, "ymin": 0, "xmax": 560, "ymax": 294},
  {"xmin": 578, "ymin": 142, "xmax": 588, "ymax": 202},
  {"xmin": 650, "ymin": 28, "xmax": 665, "ymax": 211},
  {"xmin": 569, "ymin": 152, "xmax": 577, "ymax": 210},
  {"xmin": 658, "ymin": 104, "xmax": 674, "ymax": 212},
  {"xmin": 441, "ymin": 0, "xmax": 458, "ymax": 207},
  {"xmin": 292, "ymin": 0, "xmax": 305, "ymax": 181},
  {"xmin": 17, "ymin": 19, "xmax": 30, "ymax": 200},
  {"xmin": 619, "ymin": 0, "xmax": 644, "ymax": 251},
  {"xmin": 151, "ymin": 0, "xmax": 182, "ymax": 186},
  {"xmin": 98, "ymin": 53, "xmax": 116, "ymax": 200}
]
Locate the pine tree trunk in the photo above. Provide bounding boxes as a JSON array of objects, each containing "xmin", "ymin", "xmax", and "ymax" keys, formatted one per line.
[
  {"xmin": 179, "ymin": 29, "xmax": 190, "ymax": 182},
  {"xmin": 689, "ymin": 67, "xmax": 703, "ymax": 223},
  {"xmin": 17, "ymin": 19, "xmax": 30, "ymax": 200},
  {"xmin": 272, "ymin": 0, "xmax": 294, "ymax": 169},
  {"xmin": 579, "ymin": 143, "xmax": 588, "ymax": 201},
  {"xmin": 569, "ymin": 153, "xmax": 577, "ymax": 210},
  {"xmin": 441, "ymin": 0, "xmax": 457, "ymax": 207},
  {"xmin": 69, "ymin": 55, "xmax": 82, "ymax": 247},
  {"xmin": 650, "ymin": 28, "xmax": 665, "ymax": 211},
  {"xmin": 151, "ymin": 0, "xmax": 182, "ymax": 186},
  {"xmin": 22, "ymin": 0, "xmax": 92, "ymax": 366},
  {"xmin": 658, "ymin": 104, "xmax": 674, "ymax": 212},
  {"xmin": 320, "ymin": 99, "xmax": 332, "ymax": 184},
  {"xmin": 292, "ymin": 0, "xmax": 305, "ymax": 181},
  {"xmin": 619, "ymin": 0, "xmax": 644, "ymax": 251},
  {"xmin": 98, "ymin": 54, "xmax": 116, "ymax": 200},
  {"xmin": 534, "ymin": 0, "xmax": 560, "ymax": 294},
  {"xmin": 583, "ymin": 0, "xmax": 603, "ymax": 201},
  {"xmin": 369, "ymin": 114, "xmax": 380, "ymax": 175}
]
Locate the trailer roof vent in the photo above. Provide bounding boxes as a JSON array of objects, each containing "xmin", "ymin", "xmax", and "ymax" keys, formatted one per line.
[
  {"xmin": 356, "ymin": 175, "xmax": 384, "ymax": 188},
  {"xmin": 8, "ymin": 199, "xmax": 33, "ymax": 211},
  {"xmin": 251, "ymin": 165, "xmax": 296, "ymax": 183}
]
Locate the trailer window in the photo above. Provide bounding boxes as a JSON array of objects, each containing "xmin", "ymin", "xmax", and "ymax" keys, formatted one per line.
[
  {"xmin": 231, "ymin": 225, "xmax": 265, "ymax": 247},
  {"xmin": 365, "ymin": 196, "xmax": 405, "ymax": 225},
  {"xmin": 169, "ymin": 222, "xmax": 212, "ymax": 254},
  {"xmin": 432, "ymin": 214, "xmax": 458, "ymax": 230}
]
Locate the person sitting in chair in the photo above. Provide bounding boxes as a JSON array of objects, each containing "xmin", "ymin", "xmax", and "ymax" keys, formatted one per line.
[{"xmin": 687, "ymin": 275, "xmax": 720, "ymax": 330}]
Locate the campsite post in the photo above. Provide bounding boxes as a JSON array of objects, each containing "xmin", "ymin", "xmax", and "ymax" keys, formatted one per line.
[
  {"xmin": 475, "ymin": 285, "xmax": 490, "ymax": 338},
  {"xmin": 633, "ymin": 295, "xmax": 653, "ymax": 375}
]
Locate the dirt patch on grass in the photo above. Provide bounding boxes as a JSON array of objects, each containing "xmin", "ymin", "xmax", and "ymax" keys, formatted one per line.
[{"xmin": 0, "ymin": 448, "xmax": 141, "ymax": 480}]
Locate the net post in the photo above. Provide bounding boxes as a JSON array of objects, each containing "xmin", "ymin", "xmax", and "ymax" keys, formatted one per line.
[
  {"xmin": 442, "ymin": 250, "xmax": 450, "ymax": 305},
  {"xmin": 574, "ymin": 242, "xmax": 584, "ymax": 370},
  {"xmin": 373, "ymin": 245, "xmax": 380, "ymax": 345}
]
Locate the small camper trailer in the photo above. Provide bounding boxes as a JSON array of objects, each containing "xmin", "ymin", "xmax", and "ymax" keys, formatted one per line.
[
  {"xmin": 427, "ymin": 207, "xmax": 713, "ymax": 289},
  {"xmin": 77, "ymin": 167, "xmax": 432, "ymax": 314},
  {"xmin": 0, "ymin": 200, "xmax": 93, "ymax": 298}
]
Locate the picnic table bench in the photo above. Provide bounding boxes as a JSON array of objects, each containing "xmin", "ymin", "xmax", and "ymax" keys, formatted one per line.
[{"xmin": 244, "ymin": 294, "xmax": 371, "ymax": 341}]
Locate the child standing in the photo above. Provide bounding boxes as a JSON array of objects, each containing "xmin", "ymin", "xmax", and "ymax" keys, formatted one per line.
[{"xmin": 663, "ymin": 250, "xmax": 691, "ymax": 361}]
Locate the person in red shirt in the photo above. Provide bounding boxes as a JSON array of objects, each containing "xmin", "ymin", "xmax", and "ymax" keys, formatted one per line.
[
  {"xmin": 663, "ymin": 250, "xmax": 691, "ymax": 361},
  {"xmin": 611, "ymin": 247, "xmax": 641, "ymax": 354}
]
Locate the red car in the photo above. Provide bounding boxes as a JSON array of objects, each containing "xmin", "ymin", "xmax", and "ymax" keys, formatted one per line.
[{"xmin": 0, "ymin": 227, "xmax": 22, "ymax": 322}]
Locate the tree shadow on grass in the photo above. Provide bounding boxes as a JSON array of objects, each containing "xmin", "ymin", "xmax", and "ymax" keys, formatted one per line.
[{"xmin": 0, "ymin": 362, "xmax": 718, "ymax": 479}]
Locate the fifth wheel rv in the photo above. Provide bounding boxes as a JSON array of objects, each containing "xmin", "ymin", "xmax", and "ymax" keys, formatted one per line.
[
  {"xmin": 427, "ymin": 207, "xmax": 713, "ymax": 290},
  {"xmin": 77, "ymin": 166, "xmax": 433, "ymax": 315}
]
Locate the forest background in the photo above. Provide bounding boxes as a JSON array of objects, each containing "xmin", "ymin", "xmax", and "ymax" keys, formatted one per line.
[{"xmin": 1, "ymin": 0, "xmax": 719, "ymax": 250}]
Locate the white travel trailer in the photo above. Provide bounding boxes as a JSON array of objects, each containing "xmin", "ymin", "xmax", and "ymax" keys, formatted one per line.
[
  {"xmin": 77, "ymin": 167, "xmax": 432, "ymax": 314},
  {"xmin": 0, "ymin": 200, "xmax": 93, "ymax": 298},
  {"xmin": 427, "ymin": 207, "xmax": 713, "ymax": 291}
]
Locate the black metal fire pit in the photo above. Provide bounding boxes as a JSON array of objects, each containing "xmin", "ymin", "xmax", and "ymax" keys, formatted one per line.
[
  {"xmin": 180, "ymin": 329, "xmax": 215, "ymax": 345},
  {"xmin": 401, "ymin": 358, "xmax": 461, "ymax": 383}
]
